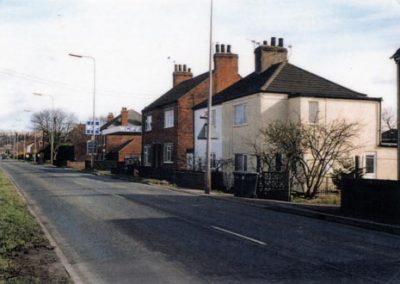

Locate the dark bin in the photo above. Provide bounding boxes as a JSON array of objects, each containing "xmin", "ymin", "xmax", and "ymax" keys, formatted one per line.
[{"xmin": 233, "ymin": 172, "xmax": 258, "ymax": 198}]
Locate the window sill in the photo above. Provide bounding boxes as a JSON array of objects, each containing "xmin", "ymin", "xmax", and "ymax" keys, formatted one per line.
[
  {"xmin": 233, "ymin": 123, "xmax": 248, "ymax": 128},
  {"xmin": 164, "ymin": 126, "xmax": 174, "ymax": 129},
  {"xmin": 163, "ymin": 161, "xmax": 174, "ymax": 164}
]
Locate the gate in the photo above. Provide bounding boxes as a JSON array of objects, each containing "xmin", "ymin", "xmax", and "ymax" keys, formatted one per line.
[{"xmin": 257, "ymin": 171, "xmax": 290, "ymax": 201}]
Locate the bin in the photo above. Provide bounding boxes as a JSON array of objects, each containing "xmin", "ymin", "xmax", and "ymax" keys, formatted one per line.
[{"xmin": 233, "ymin": 172, "xmax": 258, "ymax": 198}]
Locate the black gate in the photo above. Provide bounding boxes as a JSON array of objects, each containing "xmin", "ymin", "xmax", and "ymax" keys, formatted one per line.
[{"xmin": 257, "ymin": 171, "xmax": 289, "ymax": 201}]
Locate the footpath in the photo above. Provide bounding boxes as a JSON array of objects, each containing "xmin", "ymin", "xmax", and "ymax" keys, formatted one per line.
[{"xmin": 103, "ymin": 172, "xmax": 400, "ymax": 236}]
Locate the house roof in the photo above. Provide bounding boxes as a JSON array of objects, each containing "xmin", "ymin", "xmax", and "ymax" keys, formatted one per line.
[
  {"xmin": 101, "ymin": 109, "xmax": 142, "ymax": 131},
  {"xmin": 143, "ymin": 72, "xmax": 209, "ymax": 112},
  {"xmin": 382, "ymin": 129, "xmax": 398, "ymax": 144},
  {"xmin": 109, "ymin": 139, "xmax": 134, "ymax": 154},
  {"xmin": 193, "ymin": 62, "xmax": 381, "ymax": 109},
  {"xmin": 391, "ymin": 48, "xmax": 400, "ymax": 63}
]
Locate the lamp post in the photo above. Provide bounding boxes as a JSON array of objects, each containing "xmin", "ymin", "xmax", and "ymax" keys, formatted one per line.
[
  {"xmin": 33, "ymin": 92, "xmax": 55, "ymax": 165},
  {"xmin": 204, "ymin": 0, "xmax": 214, "ymax": 194},
  {"xmin": 69, "ymin": 53, "xmax": 96, "ymax": 170},
  {"xmin": 391, "ymin": 48, "xmax": 400, "ymax": 180}
]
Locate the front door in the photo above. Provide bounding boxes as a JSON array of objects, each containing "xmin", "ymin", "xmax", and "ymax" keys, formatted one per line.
[{"xmin": 152, "ymin": 144, "xmax": 162, "ymax": 168}]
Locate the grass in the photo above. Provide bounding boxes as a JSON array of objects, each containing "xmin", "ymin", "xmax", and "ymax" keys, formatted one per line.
[
  {"xmin": 293, "ymin": 193, "xmax": 341, "ymax": 205},
  {"xmin": 0, "ymin": 170, "xmax": 71, "ymax": 283}
]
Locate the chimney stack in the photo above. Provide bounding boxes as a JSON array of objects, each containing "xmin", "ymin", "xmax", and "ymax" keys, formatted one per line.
[
  {"xmin": 121, "ymin": 107, "xmax": 129, "ymax": 126},
  {"xmin": 254, "ymin": 36, "xmax": 288, "ymax": 73},
  {"xmin": 173, "ymin": 63, "xmax": 193, "ymax": 87},
  {"xmin": 213, "ymin": 43, "xmax": 240, "ymax": 92},
  {"xmin": 107, "ymin": 112, "xmax": 114, "ymax": 122}
]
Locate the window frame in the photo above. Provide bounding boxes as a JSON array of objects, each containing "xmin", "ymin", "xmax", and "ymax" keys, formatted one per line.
[
  {"xmin": 164, "ymin": 108, "xmax": 174, "ymax": 128},
  {"xmin": 163, "ymin": 143, "xmax": 173, "ymax": 163},
  {"xmin": 233, "ymin": 103, "xmax": 247, "ymax": 126},
  {"xmin": 145, "ymin": 115, "xmax": 152, "ymax": 132},
  {"xmin": 143, "ymin": 145, "xmax": 152, "ymax": 166},
  {"xmin": 234, "ymin": 153, "xmax": 248, "ymax": 172}
]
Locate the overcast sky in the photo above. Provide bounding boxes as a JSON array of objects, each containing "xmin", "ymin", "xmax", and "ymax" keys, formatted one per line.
[{"xmin": 0, "ymin": 0, "xmax": 399, "ymax": 131}]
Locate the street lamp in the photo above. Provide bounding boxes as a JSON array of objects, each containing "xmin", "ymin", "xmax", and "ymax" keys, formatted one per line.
[
  {"xmin": 204, "ymin": 0, "xmax": 214, "ymax": 194},
  {"xmin": 69, "ymin": 53, "xmax": 96, "ymax": 170},
  {"xmin": 33, "ymin": 92, "xmax": 55, "ymax": 165}
]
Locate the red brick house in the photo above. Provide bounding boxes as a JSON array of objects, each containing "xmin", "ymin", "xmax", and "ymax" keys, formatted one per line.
[
  {"xmin": 100, "ymin": 107, "xmax": 142, "ymax": 163},
  {"xmin": 142, "ymin": 44, "xmax": 241, "ymax": 170}
]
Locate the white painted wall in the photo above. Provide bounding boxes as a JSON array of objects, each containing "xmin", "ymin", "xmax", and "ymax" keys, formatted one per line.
[{"xmin": 194, "ymin": 105, "xmax": 222, "ymax": 170}]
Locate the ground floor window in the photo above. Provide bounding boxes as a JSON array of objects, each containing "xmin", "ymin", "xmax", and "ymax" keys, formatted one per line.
[
  {"xmin": 234, "ymin": 153, "xmax": 247, "ymax": 172},
  {"xmin": 363, "ymin": 152, "xmax": 376, "ymax": 178},
  {"xmin": 143, "ymin": 145, "xmax": 152, "ymax": 166},
  {"xmin": 163, "ymin": 143, "xmax": 173, "ymax": 163}
]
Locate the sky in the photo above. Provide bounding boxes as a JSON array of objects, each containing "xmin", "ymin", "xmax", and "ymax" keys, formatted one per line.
[{"xmin": 0, "ymin": 0, "xmax": 399, "ymax": 131}]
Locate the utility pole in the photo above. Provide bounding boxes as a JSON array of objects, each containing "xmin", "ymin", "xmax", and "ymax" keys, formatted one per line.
[
  {"xmin": 204, "ymin": 0, "xmax": 213, "ymax": 194},
  {"xmin": 391, "ymin": 48, "xmax": 400, "ymax": 180}
]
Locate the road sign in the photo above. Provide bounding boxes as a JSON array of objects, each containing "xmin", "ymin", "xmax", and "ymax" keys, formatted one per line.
[
  {"xmin": 85, "ymin": 120, "xmax": 101, "ymax": 135},
  {"xmin": 86, "ymin": 140, "xmax": 98, "ymax": 155}
]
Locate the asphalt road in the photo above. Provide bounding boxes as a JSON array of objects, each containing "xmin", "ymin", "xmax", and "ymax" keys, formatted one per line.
[{"xmin": 1, "ymin": 160, "xmax": 400, "ymax": 284}]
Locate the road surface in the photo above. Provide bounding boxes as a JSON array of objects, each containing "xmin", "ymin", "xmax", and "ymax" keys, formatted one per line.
[{"xmin": 1, "ymin": 160, "xmax": 400, "ymax": 284}]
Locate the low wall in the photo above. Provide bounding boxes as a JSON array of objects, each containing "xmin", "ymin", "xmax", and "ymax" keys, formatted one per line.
[
  {"xmin": 67, "ymin": 161, "xmax": 85, "ymax": 170},
  {"xmin": 139, "ymin": 167, "xmax": 224, "ymax": 190},
  {"xmin": 341, "ymin": 178, "xmax": 400, "ymax": 220}
]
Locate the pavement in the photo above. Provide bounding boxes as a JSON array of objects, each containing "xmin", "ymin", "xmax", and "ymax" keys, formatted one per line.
[
  {"xmin": 2, "ymin": 160, "xmax": 400, "ymax": 284},
  {"xmin": 106, "ymin": 172, "xmax": 400, "ymax": 236}
]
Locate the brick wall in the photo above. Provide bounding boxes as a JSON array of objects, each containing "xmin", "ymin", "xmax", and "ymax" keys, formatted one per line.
[
  {"xmin": 106, "ymin": 134, "xmax": 142, "ymax": 162},
  {"xmin": 118, "ymin": 135, "xmax": 142, "ymax": 162}
]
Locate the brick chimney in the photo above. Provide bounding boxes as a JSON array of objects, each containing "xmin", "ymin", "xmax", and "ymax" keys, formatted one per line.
[
  {"xmin": 107, "ymin": 112, "xmax": 114, "ymax": 123},
  {"xmin": 213, "ymin": 43, "xmax": 240, "ymax": 92},
  {"xmin": 121, "ymin": 107, "xmax": 128, "ymax": 126},
  {"xmin": 254, "ymin": 37, "xmax": 288, "ymax": 73},
  {"xmin": 173, "ymin": 64, "xmax": 193, "ymax": 87}
]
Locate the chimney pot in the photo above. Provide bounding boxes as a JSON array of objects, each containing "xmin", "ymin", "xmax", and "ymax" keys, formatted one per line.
[
  {"xmin": 278, "ymin": 38, "xmax": 284, "ymax": 47},
  {"xmin": 178, "ymin": 64, "xmax": 182, "ymax": 71},
  {"xmin": 227, "ymin": 45, "xmax": 231, "ymax": 53},
  {"xmin": 183, "ymin": 64, "xmax": 187, "ymax": 72},
  {"xmin": 271, "ymin": 37, "xmax": 276, "ymax": 46},
  {"xmin": 174, "ymin": 64, "xmax": 177, "ymax": 71},
  {"xmin": 215, "ymin": 44, "xmax": 220, "ymax": 53},
  {"xmin": 188, "ymin": 68, "xmax": 191, "ymax": 73},
  {"xmin": 221, "ymin": 44, "xmax": 225, "ymax": 53},
  {"xmin": 263, "ymin": 40, "xmax": 268, "ymax": 45}
]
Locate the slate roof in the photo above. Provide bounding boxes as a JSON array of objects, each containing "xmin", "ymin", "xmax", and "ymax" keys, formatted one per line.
[
  {"xmin": 382, "ymin": 129, "xmax": 398, "ymax": 144},
  {"xmin": 392, "ymin": 48, "xmax": 400, "ymax": 63},
  {"xmin": 194, "ymin": 62, "xmax": 380, "ymax": 109},
  {"xmin": 143, "ymin": 72, "xmax": 209, "ymax": 112},
  {"xmin": 101, "ymin": 109, "xmax": 142, "ymax": 131},
  {"xmin": 109, "ymin": 139, "xmax": 133, "ymax": 154}
]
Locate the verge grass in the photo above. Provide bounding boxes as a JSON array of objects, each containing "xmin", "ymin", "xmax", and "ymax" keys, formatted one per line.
[{"xmin": 0, "ymin": 170, "xmax": 71, "ymax": 283}]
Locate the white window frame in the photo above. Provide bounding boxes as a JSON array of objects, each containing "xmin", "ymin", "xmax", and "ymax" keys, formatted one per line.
[
  {"xmin": 163, "ymin": 143, "xmax": 173, "ymax": 163},
  {"xmin": 145, "ymin": 115, "xmax": 152, "ymax": 132},
  {"xmin": 234, "ymin": 153, "xmax": 248, "ymax": 172},
  {"xmin": 164, "ymin": 108, "xmax": 174, "ymax": 128},
  {"xmin": 308, "ymin": 101, "xmax": 319, "ymax": 124},
  {"xmin": 233, "ymin": 103, "xmax": 247, "ymax": 126},
  {"xmin": 143, "ymin": 145, "xmax": 151, "ymax": 166},
  {"xmin": 211, "ymin": 109, "xmax": 217, "ymax": 128},
  {"xmin": 363, "ymin": 152, "xmax": 376, "ymax": 179}
]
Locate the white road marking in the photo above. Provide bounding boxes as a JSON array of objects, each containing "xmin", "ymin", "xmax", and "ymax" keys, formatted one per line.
[{"xmin": 210, "ymin": 226, "xmax": 266, "ymax": 246}]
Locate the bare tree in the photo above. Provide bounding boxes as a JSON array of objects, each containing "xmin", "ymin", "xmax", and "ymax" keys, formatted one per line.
[
  {"xmin": 382, "ymin": 107, "xmax": 396, "ymax": 131},
  {"xmin": 253, "ymin": 119, "xmax": 359, "ymax": 198},
  {"xmin": 30, "ymin": 109, "xmax": 78, "ymax": 158}
]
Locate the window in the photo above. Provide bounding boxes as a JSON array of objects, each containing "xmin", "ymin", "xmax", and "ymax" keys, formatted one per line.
[
  {"xmin": 210, "ymin": 152, "xmax": 217, "ymax": 169},
  {"xmin": 164, "ymin": 108, "xmax": 174, "ymax": 128},
  {"xmin": 234, "ymin": 154, "xmax": 247, "ymax": 172},
  {"xmin": 145, "ymin": 115, "xmax": 152, "ymax": 131},
  {"xmin": 365, "ymin": 155, "xmax": 375, "ymax": 174},
  {"xmin": 234, "ymin": 103, "xmax": 247, "ymax": 126},
  {"xmin": 211, "ymin": 109, "xmax": 216, "ymax": 128},
  {"xmin": 143, "ymin": 145, "xmax": 152, "ymax": 166},
  {"xmin": 163, "ymin": 143, "xmax": 173, "ymax": 163},
  {"xmin": 308, "ymin": 101, "xmax": 319, "ymax": 124}
]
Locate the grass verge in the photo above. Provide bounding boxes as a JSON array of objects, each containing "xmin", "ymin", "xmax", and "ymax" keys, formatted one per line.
[{"xmin": 0, "ymin": 170, "xmax": 71, "ymax": 283}]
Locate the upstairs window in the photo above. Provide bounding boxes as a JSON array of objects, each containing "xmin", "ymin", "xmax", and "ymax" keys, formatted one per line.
[
  {"xmin": 234, "ymin": 103, "xmax": 247, "ymax": 126},
  {"xmin": 145, "ymin": 115, "xmax": 152, "ymax": 131},
  {"xmin": 308, "ymin": 101, "xmax": 319, "ymax": 124},
  {"xmin": 164, "ymin": 108, "xmax": 174, "ymax": 128}
]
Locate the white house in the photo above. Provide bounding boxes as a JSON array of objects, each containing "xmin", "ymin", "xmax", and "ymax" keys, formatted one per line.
[{"xmin": 194, "ymin": 37, "xmax": 396, "ymax": 188}]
